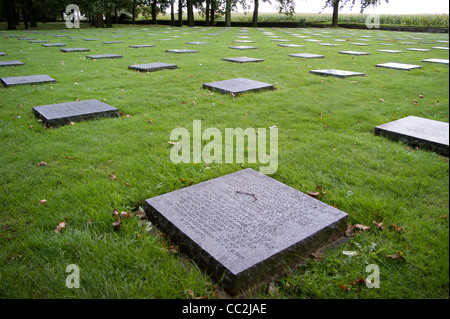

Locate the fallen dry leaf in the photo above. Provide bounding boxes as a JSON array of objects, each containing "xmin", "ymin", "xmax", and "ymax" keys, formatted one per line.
[
  {"xmin": 349, "ymin": 277, "xmax": 368, "ymax": 285},
  {"xmin": 168, "ymin": 141, "xmax": 179, "ymax": 146},
  {"xmin": 119, "ymin": 211, "xmax": 131, "ymax": 219},
  {"xmin": 311, "ymin": 251, "xmax": 324, "ymax": 261},
  {"xmin": 340, "ymin": 284, "xmax": 350, "ymax": 292},
  {"xmin": 112, "ymin": 220, "xmax": 122, "ymax": 231},
  {"xmin": 386, "ymin": 252, "xmax": 405, "ymax": 261},
  {"xmin": 307, "ymin": 191, "xmax": 320, "ymax": 198},
  {"xmin": 187, "ymin": 289, "xmax": 195, "ymax": 299},
  {"xmin": 55, "ymin": 221, "xmax": 66, "ymax": 234},
  {"xmin": 345, "ymin": 224, "xmax": 355, "ymax": 237},
  {"xmin": 373, "ymin": 221, "xmax": 384, "ymax": 229},
  {"xmin": 355, "ymin": 224, "xmax": 370, "ymax": 231},
  {"xmin": 110, "ymin": 174, "xmax": 117, "ymax": 180},
  {"xmin": 39, "ymin": 199, "xmax": 47, "ymax": 205},
  {"xmin": 390, "ymin": 224, "xmax": 403, "ymax": 232},
  {"xmin": 37, "ymin": 161, "xmax": 48, "ymax": 166}
]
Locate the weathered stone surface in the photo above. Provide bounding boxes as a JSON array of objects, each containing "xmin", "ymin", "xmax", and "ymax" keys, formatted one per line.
[
  {"xmin": 32, "ymin": 99, "xmax": 119, "ymax": 127},
  {"xmin": 145, "ymin": 168, "xmax": 348, "ymax": 295},
  {"xmin": 376, "ymin": 62, "xmax": 421, "ymax": 70},
  {"xmin": 277, "ymin": 44, "xmax": 303, "ymax": 48},
  {"xmin": 309, "ymin": 69, "xmax": 366, "ymax": 78},
  {"xmin": 289, "ymin": 53, "xmax": 324, "ymax": 59},
  {"xmin": 406, "ymin": 48, "xmax": 431, "ymax": 52},
  {"xmin": 128, "ymin": 45, "xmax": 156, "ymax": 48},
  {"xmin": 228, "ymin": 46, "xmax": 258, "ymax": 50},
  {"xmin": 185, "ymin": 42, "xmax": 209, "ymax": 45},
  {"xmin": 422, "ymin": 58, "xmax": 449, "ymax": 65},
  {"xmin": 432, "ymin": 46, "xmax": 449, "ymax": 50},
  {"xmin": 375, "ymin": 116, "xmax": 449, "ymax": 156},
  {"xmin": 86, "ymin": 54, "xmax": 123, "ymax": 59},
  {"xmin": 29, "ymin": 40, "xmax": 50, "ymax": 43},
  {"xmin": 0, "ymin": 60, "xmax": 24, "ymax": 67},
  {"xmin": 222, "ymin": 57, "xmax": 264, "ymax": 63},
  {"xmin": 61, "ymin": 48, "xmax": 90, "ymax": 53},
  {"xmin": 128, "ymin": 62, "xmax": 177, "ymax": 72},
  {"xmin": 103, "ymin": 41, "xmax": 125, "ymax": 44},
  {"xmin": 0, "ymin": 52, "xmax": 6, "ymax": 56},
  {"xmin": 338, "ymin": 51, "xmax": 370, "ymax": 56},
  {"xmin": 42, "ymin": 43, "xmax": 66, "ymax": 47},
  {"xmin": 203, "ymin": 78, "xmax": 274, "ymax": 94},
  {"xmin": 376, "ymin": 50, "xmax": 404, "ymax": 53},
  {"xmin": 1, "ymin": 74, "xmax": 56, "ymax": 87},
  {"xmin": 165, "ymin": 49, "xmax": 199, "ymax": 54}
]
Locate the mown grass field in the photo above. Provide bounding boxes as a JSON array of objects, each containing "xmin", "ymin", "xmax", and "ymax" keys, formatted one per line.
[{"xmin": 0, "ymin": 23, "xmax": 449, "ymax": 299}]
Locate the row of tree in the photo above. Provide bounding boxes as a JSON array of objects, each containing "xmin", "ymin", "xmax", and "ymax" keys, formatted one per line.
[{"xmin": 1, "ymin": 0, "xmax": 388, "ymax": 30}]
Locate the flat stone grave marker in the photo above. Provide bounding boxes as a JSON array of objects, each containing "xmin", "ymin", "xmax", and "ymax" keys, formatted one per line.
[
  {"xmin": 289, "ymin": 53, "xmax": 324, "ymax": 59},
  {"xmin": 0, "ymin": 60, "xmax": 24, "ymax": 67},
  {"xmin": 1, "ymin": 74, "xmax": 56, "ymax": 87},
  {"xmin": 17, "ymin": 38, "xmax": 35, "ymax": 41},
  {"xmin": 376, "ymin": 49, "xmax": 404, "ymax": 53},
  {"xmin": 165, "ymin": 49, "xmax": 199, "ymax": 54},
  {"xmin": 318, "ymin": 43, "xmax": 336, "ymax": 46},
  {"xmin": 222, "ymin": 57, "xmax": 264, "ymax": 63},
  {"xmin": 310, "ymin": 69, "xmax": 365, "ymax": 78},
  {"xmin": 29, "ymin": 40, "xmax": 49, "ymax": 43},
  {"xmin": 0, "ymin": 52, "xmax": 6, "ymax": 56},
  {"xmin": 271, "ymin": 39, "xmax": 289, "ymax": 42},
  {"xmin": 103, "ymin": 41, "xmax": 125, "ymax": 44},
  {"xmin": 185, "ymin": 42, "xmax": 209, "ymax": 45},
  {"xmin": 42, "ymin": 43, "xmax": 66, "ymax": 47},
  {"xmin": 87, "ymin": 54, "xmax": 123, "ymax": 59},
  {"xmin": 350, "ymin": 43, "xmax": 370, "ymax": 46},
  {"xmin": 338, "ymin": 51, "xmax": 370, "ymax": 56},
  {"xmin": 32, "ymin": 99, "xmax": 119, "ymax": 127},
  {"xmin": 203, "ymin": 78, "xmax": 274, "ymax": 95},
  {"xmin": 83, "ymin": 38, "xmax": 101, "ymax": 41},
  {"xmin": 375, "ymin": 116, "xmax": 449, "ymax": 156},
  {"xmin": 144, "ymin": 168, "xmax": 348, "ymax": 295},
  {"xmin": 61, "ymin": 48, "xmax": 90, "ymax": 53},
  {"xmin": 432, "ymin": 46, "xmax": 449, "ymax": 50},
  {"xmin": 277, "ymin": 44, "xmax": 303, "ymax": 48},
  {"xmin": 129, "ymin": 45, "xmax": 156, "ymax": 48},
  {"xmin": 422, "ymin": 58, "xmax": 449, "ymax": 65},
  {"xmin": 376, "ymin": 62, "xmax": 421, "ymax": 71},
  {"xmin": 406, "ymin": 48, "xmax": 431, "ymax": 52},
  {"xmin": 128, "ymin": 62, "xmax": 177, "ymax": 72},
  {"xmin": 228, "ymin": 46, "xmax": 258, "ymax": 50},
  {"xmin": 233, "ymin": 40, "xmax": 255, "ymax": 43}
]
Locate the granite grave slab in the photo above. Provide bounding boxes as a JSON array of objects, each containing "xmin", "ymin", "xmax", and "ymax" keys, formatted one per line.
[
  {"xmin": 144, "ymin": 168, "xmax": 348, "ymax": 294},
  {"xmin": 61, "ymin": 48, "xmax": 90, "ymax": 53},
  {"xmin": 33, "ymin": 99, "xmax": 119, "ymax": 127},
  {"xmin": 128, "ymin": 62, "xmax": 177, "ymax": 72},
  {"xmin": 86, "ymin": 54, "xmax": 123, "ymax": 59},
  {"xmin": 0, "ymin": 52, "xmax": 6, "ymax": 56},
  {"xmin": 0, "ymin": 60, "xmax": 24, "ymax": 67},
  {"xmin": 129, "ymin": 45, "xmax": 156, "ymax": 48},
  {"xmin": 309, "ymin": 69, "xmax": 366, "ymax": 78},
  {"xmin": 222, "ymin": 57, "xmax": 264, "ymax": 63},
  {"xmin": 289, "ymin": 53, "xmax": 324, "ymax": 59},
  {"xmin": 375, "ymin": 116, "xmax": 449, "ymax": 156},
  {"xmin": 1, "ymin": 74, "xmax": 56, "ymax": 87},
  {"xmin": 338, "ymin": 51, "xmax": 370, "ymax": 56},
  {"xmin": 376, "ymin": 50, "xmax": 404, "ymax": 53},
  {"xmin": 406, "ymin": 48, "xmax": 431, "ymax": 52},
  {"xmin": 422, "ymin": 58, "xmax": 449, "ymax": 65},
  {"xmin": 165, "ymin": 49, "xmax": 199, "ymax": 54},
  {"xmin": 228, "ymin": 46, "xmax": 258, "ymax": 50},
  {"xmin": 277, "ymin": 44, "xmax": 303, "ymax": 48},
  {"xmin": 42, "ymin": 43, "xmax": 66, "ymax": 47},
  {"xmin": 376, "ymin": 62, "xmax": 421, "ymax": 70},
  {"xmin": 203, "ymin": 78, "xmax": 274, "ymax": 95}
]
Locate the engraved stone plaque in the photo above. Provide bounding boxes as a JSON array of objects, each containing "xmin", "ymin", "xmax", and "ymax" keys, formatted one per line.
[
  {"xmin": 422, "ymin": 58, "xmax": 449, "ymax": 65},
  {"xmin": 165, "ymin": 49, "xmax": 199, "ymax": 54},
  {"xmin": 375, "ymin": 116, "xmax": 449, "ymax": 156},
  {"xmin": 32, "ymin": 99, "xmax": 119, "ymax": 127},
  {"xmin": 228, "ymin": 46, "xmax": 258, "ymax": 50},
  {"xmin": 222, "ymin": 57, "xmax": 264, "ymax": 63},
  {"xmin": 61, "ymin": 48, "xmax": 90, "ymax": 53},
  {"xmin": 376, "ymin": 62, "xmax": 421, "ymax": 70},
  {"xmin": 1, "ymin": 74, "xmax": 56, "ymax": 87},
  {"xmin": 129, "ymin": 45, "xmax": 156, "ymax": 48},
  {"xmin": 42, "ymin": 43, "xmax": 66, "ymax": 47},
  {"xmin": 338, "ymin": 51, "xmax": 370, "ymax": 56},
  {"xmin": 0, "ymin": 61, "xmax": 24, "ymax": 67},
  {"xmin": 203, "ymin": 78, "xmax": 274, "ymax": 94},
  {"xmin": 309, "ymin": 69, "xmax": 365, "ymax": 78},
  {"xmin": 145, "ymin": 168, "xmax": 348, "ymax": 294},
  {"xmin": 87, "ymin": 54, "xmax": 123, "ymax": 59},
  {"xmin": 128, "ymin": 62, "xmax": 177, "ymax": 72},
  {"xmin": 289, "ymin": 53, "xmax": 324, "ymax": 59}
]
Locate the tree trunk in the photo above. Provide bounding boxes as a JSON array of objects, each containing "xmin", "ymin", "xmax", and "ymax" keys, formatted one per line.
[
  {"xmin": 132, "ymin": 0, "xmax": 136, "ymax": 24},
  {"xmin": 210, "ymin": 1, "xmax": 215, "ymax": 25},
  {"xmin": 332, "ymin": 0, "xmax": 340, "ymax": 27},
  {"xmin": 106, "ymin": 12, "xmax": 113, "ymax": 28},
  {"xmin": 170, "ymin": 1, "xmax": 175, "ymax": 26},
  {"xmin": 205, "ymin": 0, "xmax": 210, "ymax": 27},
  {"xmin": 225, "ymin": 0, "xmax": 231, "ymax": 27},
  {"xmin": 178, "ymin": 0, "xmax": 183, "ymax": 26},
  {"xmin": 26, "ymin": 0, "xmax": 37, "ymax": 27},
  {"xmin": 12, "ymin": 1, "xmax": 19, "ymax": 25},
  {"xmin": 252, "ymin": 0, "xmax": 259, "ymax": 27},
  {"xmin": 21, "ymin": 0, "xmax": 29, "ymax": 29},
  {"xmin": 151, "ymin": 0, "xmax": 157, "ymax": 24},
  {"xmin": 95, "ymin": 13, "xmax": 104, "ymax": 28},
  {"xmin": 187, "ymin": 0, "xmax": 194, "ymax": 27},
  {"xmin": 115, "ymin": 8, "xmax": 118, "ymax": 24},
  {"xmin": 4, "ymin": 0, "xmax": 16, "ymax": 30}
]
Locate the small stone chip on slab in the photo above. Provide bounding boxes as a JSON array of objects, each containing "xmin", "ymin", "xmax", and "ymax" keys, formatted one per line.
[
  {"xmin": 0, "ymin": 60, "xmax": 24, "ymax": 67},
  {"xmin": 376, "ymin": 62, "xmax": 421, "ymax": 70},
  {"xmin": 86, "ymin": 54, "xmax": 123, "ymax": 59},
  {"xmin": 222, "ymin": 57, "xmax": 264, "ymax": 63},
  {"xmin": 128, "ymin": 62, "xmax": 177, "ymax": 72},
  {"xmin": 61, "ymin": 48, "xmax": 90, "ymax": 53},
  {"xmin": 145, "ymin": 168, "xmax": 348, "ymax": 295},
  {"xmin": 1, "ymin": 74, "xmax": 56, "ymax": 87},
  {"xmin": 32, "ymin": 99, "xmax": 120, "ymax": 127},
  {"xmin": 375, "ymin": 116, "xmax": 449, "ymax": 156},
  {"xmin": 338, "ymin": 51, "xmax": 370, "ymax": 56},
  {"xmin": 165, "ymin": 49, "xmax": 199, "ymax": 54},
  {"xmin": 289, "ymin": 53, "xmax": 325, "ymax": 59},
  {"xmin": 309, "ymin": 69, "xmax": 366, "ymax": 78},
  {"xmin": 203, "ymin": 78, "xmax": 274, "ymax": 95},
  {"xmin": 422, "ymin": 58, "xmax": 449, "ymax": 65}
]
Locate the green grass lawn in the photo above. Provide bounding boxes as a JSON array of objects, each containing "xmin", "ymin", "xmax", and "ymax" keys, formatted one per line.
[{"xmin": 0, "ymin": 24, "xmax": 448, "ymax": 299}]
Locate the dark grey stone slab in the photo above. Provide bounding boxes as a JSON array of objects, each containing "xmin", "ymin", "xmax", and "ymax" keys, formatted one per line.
[
  {"xmin": 338, "ymin": 51, "xmax": 370, "ymax": 56},
  {"xmin": 129, "ymin": 45, "xmax": 156, "ymax": 48},
  {"xmin": 145, "ymin": 168, "xmax": 348, "ymax": 295},
  {"xmin": 128, "ymin": 62, "xmax": 177, "ymax": 72},
  {"xmin": 83, "ymin": 38, "xmax": 101, "ymax": 41},
  {"xmin": 376, "ymin": 62, "xmax": 421, "ymax": 70},
  {"xmin": 0, "ymin": 52, "xmax": 6, "ymax": 56},
  {"xmin": 86, "ymin": 54, "xmax": 123, "ymax": 59},
  {"xmin": 32, "ymin": 99, "xmax": 120, "ymax": 127},
  {"xmin": 165, "ymin": 49, "xmax": 199, "ymax": 54},
  {"xmin": 0, "ymin": 60, "xmax": 24, "ymax": 67},
  {"xmin": 29, "ymin": 40, "xmax": 50, "ymax": 43},
  {"xmin": 375, "ymin": 116, "xmax": 449, "ymax": 156},
  {"xmin": 42, "ymin": 43, "xmax": 66, "ymax": 47},
  {"xmin": 203, "ymin": 78, "xmax": 274, "ymax": 95},
  {"xmin": 61, "ymin": 48, "xmax": 90, "ymax": 53},
  {"xmin": 422, "ymin": 58, "xmax": 449, "ymax": 65},
  {"xmin": 228, "ymin": 46, "xmax": 258, "ymax": 50},
  {"xmin": 17, "ymin": 38, "xmax": 36, "ymax": 41},
  {"xmin": 310, "ymin": 69, "xmax": 366, "ymax": 78},
  {"xmin": 222, "ymin": 57, "xmax": 264, "ymax": 63},
  {"xmin": 289, "ymin": 53, "xmax": 324, "ymax": 59},
  {"xmin": 1, "ymin": 74, "xmax": 56, "ymax": 87}
]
